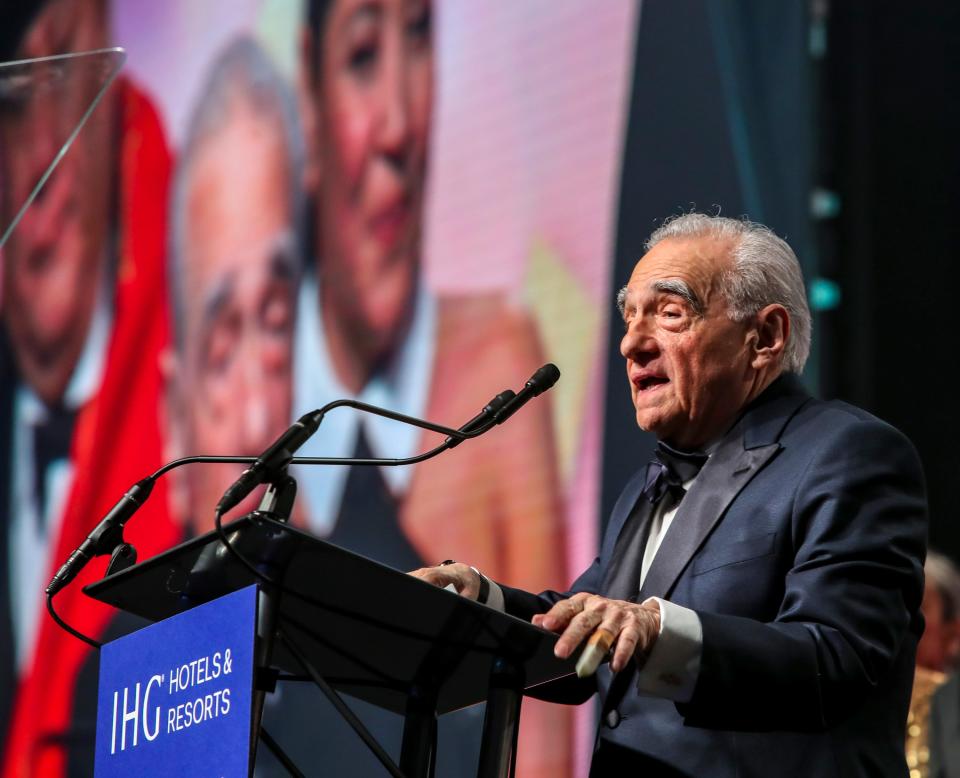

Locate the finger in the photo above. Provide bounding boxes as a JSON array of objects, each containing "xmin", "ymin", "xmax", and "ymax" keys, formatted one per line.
[
  {"xmin": 573, "ymin": 606, "xmax": 629, "ymax": 673},
  {"xmin": 408, "ymin": 567, "xmax": 454, "ymax": 588},
  {"xmin": 456, "ymin": 564, "xmax": 483, "ymax": 599},
  {"xmin": 609, "ymin": 608, "xmax": 659, "ymax": 673},
  {"xmin": 441, "ymin": 563, "xmax": 479, "ymax": 598},
  {"xmin": 554, "ymin": 603, "xmax": 608, "ymax": 659},
  {"xmin": 609, "ymin": 621, "xmax": 641, "ymax": 673},
  {"xmin": 539, "ymin": 592, "xmax": 591, "ymax": 632},
  {"xmin": 408, "ymin": 565, "xmax": 476, "ymax": 597}
]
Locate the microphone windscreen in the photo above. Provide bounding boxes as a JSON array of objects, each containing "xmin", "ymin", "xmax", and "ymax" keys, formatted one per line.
[{"xmin": 529, "ymin": 363, "xmax": 561, "ymax": 395}]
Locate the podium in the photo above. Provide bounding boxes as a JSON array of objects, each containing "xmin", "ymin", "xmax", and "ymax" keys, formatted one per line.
[{"xmin": 84, "ymin": 512, "xmax": 579, "ymax": 777}]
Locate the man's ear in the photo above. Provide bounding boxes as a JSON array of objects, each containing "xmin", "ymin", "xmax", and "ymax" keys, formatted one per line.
[
  {"xmin": 159, "ymin": 347, "xmax": 190, "ymax": 525},
  {"xmin": 297, "ymin": 26, "xmax": 322, "ymax": 196},
  {"xmin": 750, "ymin": 304, "xmax": 789, "ymax": 370}
]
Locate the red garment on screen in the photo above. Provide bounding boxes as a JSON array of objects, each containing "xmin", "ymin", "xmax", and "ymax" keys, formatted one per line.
[{"xmin": 2, "ymin": 77, "xmax": 179, "ymax": 778}]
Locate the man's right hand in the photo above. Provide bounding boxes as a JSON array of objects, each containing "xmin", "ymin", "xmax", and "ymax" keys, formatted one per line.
[{"xmin": 409, "ymin": 562, "xmax": 483, "ymax": 600}]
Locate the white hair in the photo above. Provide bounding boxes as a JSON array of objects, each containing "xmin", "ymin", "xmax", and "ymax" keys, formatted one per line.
[
  {"xmin": 644, "ymin": 212, "xmax": 812, "ymax": 374},
  {"xmin": 169, "ymin": 36, "xmax": 305, "ymax": 349}
]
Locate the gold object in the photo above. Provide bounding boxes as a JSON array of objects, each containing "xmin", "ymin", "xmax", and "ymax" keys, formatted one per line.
[
  {"xmin": 575, "ymin": 628, "xmax": 615, "ymax": 678},
  {"xmin": 905, "ymin": 666, "xmax": 947, "ymax": 778}
]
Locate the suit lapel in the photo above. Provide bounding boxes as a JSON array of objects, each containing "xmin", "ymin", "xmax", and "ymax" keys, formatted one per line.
[
  {"xmin": 601, "ymin": 438, "xmax": 779, "ymax": 717},
  {"xmin": 605, "ymin": 469, "xmax": 648, "ymax": 546},
  {"xmin": 637, "ymin": 436, "xmax": 779, "ymax": 601},
  {"xmin": 601, "ymin": 375, "xmax": 811, "ymax": 715},
  {"xmin": 596, "ymin": 470, "xmax": 651, "ymax": 597},
  {"xmin": 637, "ymin": 374, "xmax": 812, "ymax": 602},
  {"xmin": 601, "ymin": 497, "xmax": 656, "ymax": 600}
]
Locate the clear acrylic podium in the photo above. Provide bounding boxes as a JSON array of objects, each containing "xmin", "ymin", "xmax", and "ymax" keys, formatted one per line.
[{"xmin": 1, "ymin": 47, "xmax": 126, "ymax": 248}]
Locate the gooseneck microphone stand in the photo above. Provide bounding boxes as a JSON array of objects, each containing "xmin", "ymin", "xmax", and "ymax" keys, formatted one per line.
[
  {"xmin": 45, "ymin": 388, "xmax": 523, "ymax": 603},
  {"xmin": 45, "ymin": 365, "xmax": 560, "ymax": 778}
]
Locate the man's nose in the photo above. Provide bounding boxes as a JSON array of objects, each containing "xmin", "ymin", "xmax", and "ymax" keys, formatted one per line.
[
  {"xmin": 238, "ymin": 344, "xmax": 271, "ymax": 454},
  {"xmin": 620, "ymin": 317, "xmax": 658, "ymax": 362}
]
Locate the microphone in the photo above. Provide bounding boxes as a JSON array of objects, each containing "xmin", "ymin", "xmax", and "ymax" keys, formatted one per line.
[
  {"xmin": 46, "ymin": 477, "xmax": 155, "ymax": 596},
  {"xmin": 216, "ymin": 409, "xmax": 324, "ymax": 516},
  {"xmin": 45, "ymin": 372, "xmax": 540, "ymax": 604},
  {"xmin": 494, "ymin": 363, "xmax": 561, "ymax": 425},
  {"xmin": 446, "ymin": 389, "xmax": 516, "ymax": 449}
]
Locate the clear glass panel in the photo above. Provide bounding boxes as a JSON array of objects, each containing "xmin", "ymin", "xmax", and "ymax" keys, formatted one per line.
[{"xmin": 0, "ymin": 47, "xmax": 125, "ymax": 249}]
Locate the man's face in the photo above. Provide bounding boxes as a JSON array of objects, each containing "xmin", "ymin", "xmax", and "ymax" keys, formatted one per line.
[
  {"xmin": 619, "ymin": 236, "xmax": 756, "ymax": 449},
  {"xmin": 0, "ymin": 0, "xmax": 114, "ymax": 404},
  {"xmin": 175, "ymin": 106, "xmax": 296, "ymax": 523}
]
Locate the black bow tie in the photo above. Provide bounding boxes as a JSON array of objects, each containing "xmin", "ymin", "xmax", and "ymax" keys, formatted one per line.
[{"xmin": 641, "ymin": 442, "xmax": 709, "ymax": 504}]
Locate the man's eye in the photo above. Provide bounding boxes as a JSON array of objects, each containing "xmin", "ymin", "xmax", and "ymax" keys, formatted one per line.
[{"xmin": 202, "ymin": 318, "xmax": 237, "ymax": 376}]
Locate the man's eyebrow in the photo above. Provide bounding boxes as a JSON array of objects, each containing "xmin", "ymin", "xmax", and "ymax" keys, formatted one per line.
[
  {"xmin": 616, "ymin": 285, "xmax": 629, "ymax": 316},
  {"xmin": 652, "ymin": 279, "xmax": 704, "ymax": 316},
  {"xmin": 199, "ymin": 273, "xmax": 235, "ymax": 333}
]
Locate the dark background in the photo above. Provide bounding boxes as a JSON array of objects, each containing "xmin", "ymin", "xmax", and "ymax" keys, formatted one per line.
[
  {"xmin": 824, "ymin": 1, "xmax": 960, "ymax": 558},
  {"xmin": 602, "ymin": 0, "xmax": 960, "ymax": 562}
]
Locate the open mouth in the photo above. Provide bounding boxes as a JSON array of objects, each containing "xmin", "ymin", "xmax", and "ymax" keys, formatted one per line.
[{"xmin": 635, "ymin": 376, "xmax": 669, "ymax": 392}]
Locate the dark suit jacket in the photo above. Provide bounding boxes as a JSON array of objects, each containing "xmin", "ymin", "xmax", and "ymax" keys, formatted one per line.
[{"xmin": 503, "ymin": 374, "xmax": 927, "ymax": 778}]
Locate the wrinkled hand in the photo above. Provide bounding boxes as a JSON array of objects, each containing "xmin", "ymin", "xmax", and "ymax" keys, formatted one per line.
[
  {"xmin": 409, "ymin": 562, "xmax": 483, "ymax": 600},
  {"xmin": 532, "ymin": 593, "xmax": 661, "ymax": 673}
]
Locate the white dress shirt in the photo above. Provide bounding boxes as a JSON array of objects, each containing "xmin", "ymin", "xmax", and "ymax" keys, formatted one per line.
[
  {"xmin": 8, "ymin": 292, "xmax": 111, "ymax": 674},
  {"xmin": 485, "ymin": 471, "xmax": 706, "ymax": 703},
  {"xmin": 633, "ymin": 476, "xmax": 703, "ymax": 702},
  {"xmin": 292, "ymin": 276, "xmax": 437, "ymax": 536}
]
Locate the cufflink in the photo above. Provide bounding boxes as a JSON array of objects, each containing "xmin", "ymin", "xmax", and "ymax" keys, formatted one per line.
[{"xmin": 603, "ymin": 709, "xmax": 621, "ymax": 729}]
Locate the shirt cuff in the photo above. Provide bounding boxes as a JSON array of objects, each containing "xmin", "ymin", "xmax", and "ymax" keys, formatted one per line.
[
  {"xmin": 635, "ymin": 597, "xmax": 702, "ymax": 702},
  {"xmin": 484, "ymin": 579, "xmax": 505, "ymax": 612}
]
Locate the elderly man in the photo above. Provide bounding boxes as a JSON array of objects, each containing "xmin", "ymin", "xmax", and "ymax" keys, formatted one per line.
[
  {"xmin": 0, "ymin": 0, "xmax": 176, "ymax": 772},
  {"xmin": 415, "ymin": 213, "xmax": 927, "ymax": 777},
  {"xmin": 163, "ymin": 37, "xmax": 303, "ymax": 533}
]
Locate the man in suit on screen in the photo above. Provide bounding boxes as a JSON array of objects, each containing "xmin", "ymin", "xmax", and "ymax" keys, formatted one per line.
[
  {"xmin": 415, "ymin": 212, "xmax": 927, "ymax": 777},
  {"xmin": 0, "ymin": 1, "xmax": 179, "ymax": 774},
  {"xmin": 163, "ymin": 36, "xmax": 304, "ymax": 536}
]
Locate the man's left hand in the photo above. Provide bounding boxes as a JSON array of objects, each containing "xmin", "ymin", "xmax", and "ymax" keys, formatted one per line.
[{"xmin": 532, "ymin": 593, "xmax": 661, "ymax": 673}]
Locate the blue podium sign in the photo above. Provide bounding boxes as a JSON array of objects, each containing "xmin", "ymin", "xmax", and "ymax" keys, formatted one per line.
[{"xmin": 94, "ymin": 585, "xmax": 257, "ymax": 777}]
